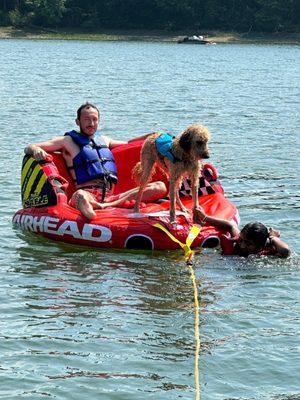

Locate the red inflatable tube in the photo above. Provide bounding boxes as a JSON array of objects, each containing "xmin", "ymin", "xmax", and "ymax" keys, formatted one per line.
[{"xmin": 13, "ymin": 141, "xmax": 239, "ymax": 251}]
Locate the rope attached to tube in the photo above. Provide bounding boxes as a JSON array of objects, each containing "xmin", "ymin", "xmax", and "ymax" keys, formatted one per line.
[
  {"xmin": 153, "ymin": 223, "xmax": 201, "ymax": 262},
  {"xmin": 187, "ymin": 261, "xmax": 201, "ymax": 400},
  {"xmin": 153, "ymin": 223, "xmax": 201, "ymax": 399}
]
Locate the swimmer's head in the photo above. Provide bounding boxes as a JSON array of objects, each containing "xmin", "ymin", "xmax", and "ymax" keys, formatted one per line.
[{"xmin": 235, "ymin": 222, "xmax": 269, "ymax": 256}]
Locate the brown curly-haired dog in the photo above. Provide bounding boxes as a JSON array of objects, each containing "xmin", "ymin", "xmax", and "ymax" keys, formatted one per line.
[{"xmin": 133, "ymin": 124, "xmax": 211, "ymax": 223}]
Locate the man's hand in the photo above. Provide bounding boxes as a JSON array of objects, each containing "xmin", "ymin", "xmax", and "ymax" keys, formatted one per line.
[
  {"xmin": 33, "ymin": 147, "xmax": 50, "ymax": 161},
  {"xmin": 25, "ymin": 145, "xmax": 50, "ymax": 161}
]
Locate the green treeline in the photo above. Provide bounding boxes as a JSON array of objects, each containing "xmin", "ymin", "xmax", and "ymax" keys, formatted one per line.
[{"xmin": 0, "ymin": 0, "xmax": 299, "ymax": 33}]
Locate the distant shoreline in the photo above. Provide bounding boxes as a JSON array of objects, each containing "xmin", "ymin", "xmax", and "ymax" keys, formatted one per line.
[{"xmin": 0, "ymin": 26, "xmax": 299, "ymax": 44}]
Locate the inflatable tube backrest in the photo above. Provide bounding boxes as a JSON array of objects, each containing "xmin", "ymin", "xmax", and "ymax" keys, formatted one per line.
[
  {"xmin": 179, "ymin": 163, "xmax": 224, "ymax": 197},
  {"xmin": 112, "ymin": 142, "xmax": 224, "ymax": 196},
  {"xmin": 112, "ymin": 140, "xmax": 169, "ymax": 195},
  {"xmin": 200, "ymin": 163, "xmax": 224, "ymax": 195},
  {"xmin": 111, "ymin": 142, "xmax": 141, "ymax": 194},
  {"xmin": 21, "ymin": 155, "xmax": 69, "ymax": 208}
]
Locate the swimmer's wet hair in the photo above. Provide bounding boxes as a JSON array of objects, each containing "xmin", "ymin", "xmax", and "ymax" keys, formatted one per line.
[
  {"xmin": 77, "ymin": 102, "xmax": 100, "ymax": 119},
  {"xmin": 241, "ymin": 222, "xmax": 269, "ymax": 248}
]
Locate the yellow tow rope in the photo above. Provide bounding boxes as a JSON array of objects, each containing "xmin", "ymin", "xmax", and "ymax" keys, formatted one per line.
[
  {"xmin": 187, "ymin": 262, "xmax": 201, "ymax": 400},
  {"xmin": 153, "ymin": 223, "xmax": 201, "ymax": 263},
  {"xmin": 153, "ymin": 223, "xmax": 201, "ymax": 400}
]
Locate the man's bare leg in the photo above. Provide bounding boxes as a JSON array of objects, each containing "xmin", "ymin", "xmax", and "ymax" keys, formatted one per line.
[
  {"xmin": 98, "ymin": 181, "xmax": 167, "ymax": 209},
  {"xmin": 70, "ymin": 190, "xmax": 96, "ymax": 219}
]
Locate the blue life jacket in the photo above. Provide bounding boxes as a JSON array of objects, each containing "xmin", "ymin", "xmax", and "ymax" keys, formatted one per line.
[
  {"xmin": 65, "ymin": 130, "xmax": 118, "ymax": 186},
  {"xmin": 155, "ymin": 133, "xmax": 178, "ymax": 163}
]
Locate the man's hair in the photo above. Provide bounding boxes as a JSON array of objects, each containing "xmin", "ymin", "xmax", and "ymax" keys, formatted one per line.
[
  {"xmin": 77, "ymin": 102, "xmax": 100, "ymax": 119},
  {"xmin": 241, "ymin": 222, "xmax": 269, "ymax": 248}
]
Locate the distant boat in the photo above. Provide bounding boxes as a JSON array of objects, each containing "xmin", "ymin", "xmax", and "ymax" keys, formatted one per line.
[{"xmin": 178, "ymin": 36, "xmax": 216, "ymax": 45}]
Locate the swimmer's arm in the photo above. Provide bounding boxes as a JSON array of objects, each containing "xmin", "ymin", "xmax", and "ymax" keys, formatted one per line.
[
  {"xmin": 269, "ymin": 236, "xmax": 290, "ymax": 258},
  {"xmin": 24, "ymin": 136, "xmax": 66, "ymax": 161},
  {"xmin": 206, "ymin": 216, "xmax": 239, "ymax": 237},
  {"xmin": 194, "ymin": 208, "xmax": 240, "ymax": 237}
]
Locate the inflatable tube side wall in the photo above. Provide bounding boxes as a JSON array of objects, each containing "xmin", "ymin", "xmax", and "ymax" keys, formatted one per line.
[{"xmin": 21, "ymin": 155, "xmax": 68, "ymax": 208}]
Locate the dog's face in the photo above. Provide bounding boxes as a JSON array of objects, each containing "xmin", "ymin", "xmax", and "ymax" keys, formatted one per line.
[
  {"xmin": 193, "ymin": 137, "xmax": 210, "ymax": 159},
  {"xmin": 179, "ymin": 124, "xmax": 211, "ymax": 159}
]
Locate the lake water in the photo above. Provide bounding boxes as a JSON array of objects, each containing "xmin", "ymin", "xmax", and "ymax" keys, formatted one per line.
[{"xmin": 0, "ymin": 39, "xmax": 299, "ymax": 399}]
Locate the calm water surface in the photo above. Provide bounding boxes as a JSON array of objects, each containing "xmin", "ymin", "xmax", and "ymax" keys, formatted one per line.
[{"xmin": 0, "ymin": 39, "xmax": 299, "ymax": 399}]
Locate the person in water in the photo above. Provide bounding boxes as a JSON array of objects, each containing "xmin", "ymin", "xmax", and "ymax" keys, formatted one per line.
[
  {"xmin": 194, "ymin": 208, "xmax": 290, "ymax": 258},
  {"xmin": 24, "ymin": 102, "xmax": 167, "ymax": 219}
]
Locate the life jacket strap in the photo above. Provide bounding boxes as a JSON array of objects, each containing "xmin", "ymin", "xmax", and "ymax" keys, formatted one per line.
[
  {"xmin": 78, "ymin": 180, "xmax": 111, "ymax": 203},
  {"xmin": 67, "ymin": 157, "xmax": 115, "ymax": 171}
]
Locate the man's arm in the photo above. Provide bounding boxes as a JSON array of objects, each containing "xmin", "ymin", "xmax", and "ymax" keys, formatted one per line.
[
  {"xmin": 128, "ymin": 132, "xmax": 154, "ymax": 143},
  {"xmin": 106, "ymin": 132, "xmax": 154, "ymax": 150},
  {"xmin": 24, "ymin": 136, "xmax": 66, "ymax": 161}
]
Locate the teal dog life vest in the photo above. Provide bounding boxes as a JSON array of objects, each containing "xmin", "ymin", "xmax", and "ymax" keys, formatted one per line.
[{"xmin": 155, "ymin": 133, "xmax": 178, "ymax": 163}]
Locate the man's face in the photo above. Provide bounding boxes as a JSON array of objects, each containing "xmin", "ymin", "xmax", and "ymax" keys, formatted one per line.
[{"xmin": 76, "ymin": 107, "xmax": 99, "ymax": 136}]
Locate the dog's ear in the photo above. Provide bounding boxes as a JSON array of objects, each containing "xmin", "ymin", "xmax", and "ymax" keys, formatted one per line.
[{"xmin": 179, "ymin": 130, "xmax": 193, "ymax": 152}]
